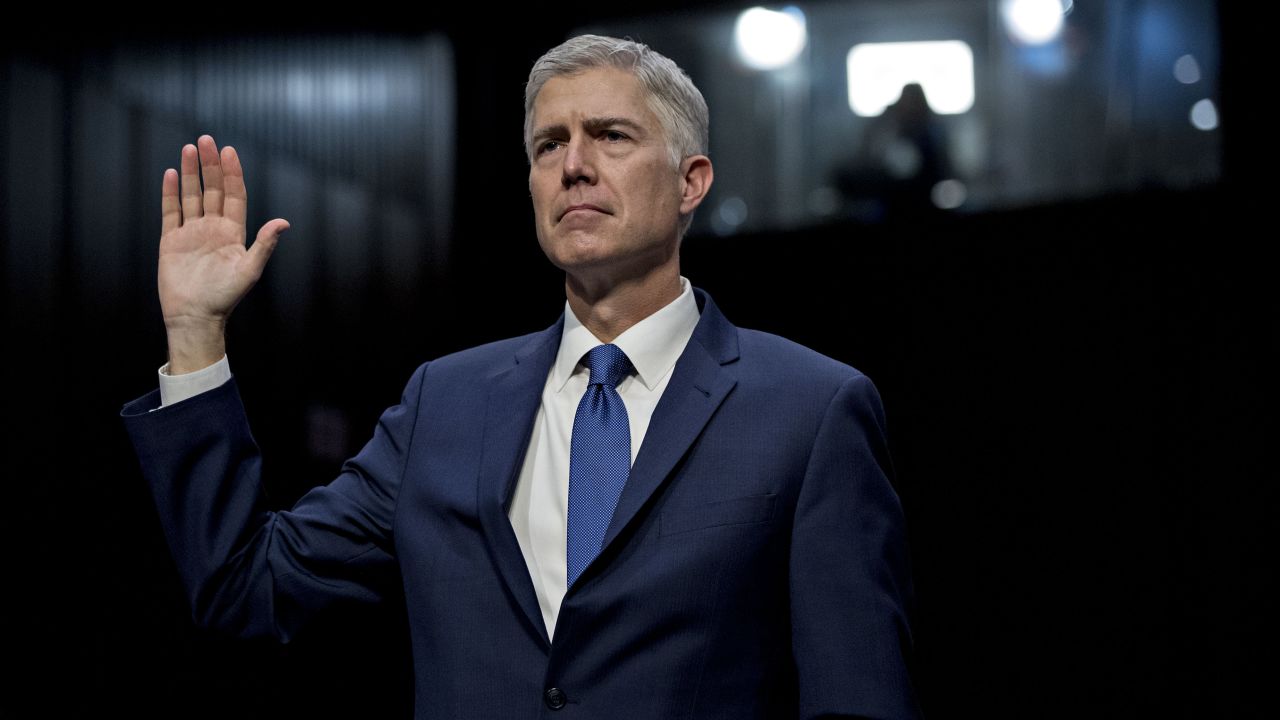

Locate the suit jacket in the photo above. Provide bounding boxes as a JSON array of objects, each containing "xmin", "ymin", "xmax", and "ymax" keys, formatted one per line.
[{"xmin": 122, "ymin": 288, "xmax": 920, "ymax": 720}]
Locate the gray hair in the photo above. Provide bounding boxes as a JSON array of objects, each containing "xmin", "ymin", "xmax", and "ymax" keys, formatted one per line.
[{"xmin": 524, "ymin": 35, "xmax": 709, "ymax": 169}]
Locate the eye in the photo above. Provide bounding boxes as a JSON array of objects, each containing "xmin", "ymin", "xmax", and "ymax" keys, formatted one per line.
[
  {"xmin": 603, "ymin": 130, "xmax": 628, "ymax": 142},
  {"xmin": 537, "ymin": 140, "xmax": 562, "ymax": 156}
]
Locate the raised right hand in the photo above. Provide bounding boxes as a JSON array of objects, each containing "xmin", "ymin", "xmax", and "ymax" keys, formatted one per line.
[{"xmin": 158, "ymin": 135, "xmax": 289, "ymax": 373}]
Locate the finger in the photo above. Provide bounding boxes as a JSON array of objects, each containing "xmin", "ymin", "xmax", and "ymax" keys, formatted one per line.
[
  {"xmin": 197, "ymin": 135, "xmax": 226, "ymax": 217},
  {"xmin": 161, "ymin": 168, "xmax": 181, "ymax": 235},
  {"xmin": 221, "ymin": 145, "xmax": 247, "ymax": 226},
  {"xmin": 180, "ymin": 143, "xmax": 202, "ymax": 220},
  {"xmin": 243, "ymin": 219, "xmax": 290, "ymax": 281}
]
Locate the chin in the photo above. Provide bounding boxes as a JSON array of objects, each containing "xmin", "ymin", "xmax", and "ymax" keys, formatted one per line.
[{"xmin": 542, "ymin": 234, "xmax": 615, "ymax": 266}]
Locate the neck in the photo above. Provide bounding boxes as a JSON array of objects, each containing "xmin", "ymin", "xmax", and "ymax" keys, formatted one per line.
[{"xmin": 565, "ymin": 263, "xmax": 682, "ymax": 343}]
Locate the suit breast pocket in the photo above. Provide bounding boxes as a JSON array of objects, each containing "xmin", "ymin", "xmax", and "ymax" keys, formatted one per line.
[{"xmin": 659, "ymin": 493, "xmax": 777, "ymax": 537}]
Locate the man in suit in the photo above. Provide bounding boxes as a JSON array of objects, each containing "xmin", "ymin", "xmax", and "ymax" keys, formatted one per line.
[{"xmin": 123, "ymin": 35, "xmax": 920, "ymax": 719}]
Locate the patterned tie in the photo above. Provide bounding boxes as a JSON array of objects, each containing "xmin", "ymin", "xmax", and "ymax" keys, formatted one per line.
[{"xmin": 566, "ymin": 343, "xmax": 633, "ymax": 588}]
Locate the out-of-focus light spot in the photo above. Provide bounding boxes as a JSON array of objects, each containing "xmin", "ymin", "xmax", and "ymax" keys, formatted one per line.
[
  {"xmin": 1190, "ymin": 99, "xmax": 1218, "ymax": 131},
  {"xmin": 1001, "ymin": 0, "xmax": 1067, "ymax": 45},
  {"xmin": 884, "ymin": 140, "xmax": 922, "ymax": 179},
  {"xmin": 931, "ymin": 179, "xmax": 967, "ymax": 209},
  {"xmin": 734, "ymin": 7, "xmax": 808, "ymax": 70},
  {"xmin": 846, "ymin": 41, "xmax": 974, "ymax": 116},
  {"xmin": 1174, "ymin": 54, "xmax": 1202, "ymax": 84},
  {"xmin": 712, "ymin": 196, "xmax": 749, "ymax": 235}
]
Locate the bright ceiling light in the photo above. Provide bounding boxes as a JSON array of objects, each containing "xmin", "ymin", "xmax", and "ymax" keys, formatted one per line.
[
  {"xmin": 735, "ymin": 6, "xmax": 808, "ymax": 70},
  {"xmin": 1001, "ymin": 0, "xmax": 1068, "ymax": 45}
]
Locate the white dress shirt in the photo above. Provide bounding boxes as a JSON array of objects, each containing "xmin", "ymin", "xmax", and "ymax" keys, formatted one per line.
[
  {"xmin": 156, "ymin": 277, "xmax": 700, "ymax": 640},
  {"xmin": 507, "ymin": 277, "xmax": 699, "ymax": 638}
]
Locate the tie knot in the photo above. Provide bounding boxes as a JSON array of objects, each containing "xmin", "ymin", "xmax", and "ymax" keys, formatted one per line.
[{"xmin": 584, "ymin": 344, "xmax": 632, "ymax": 388}]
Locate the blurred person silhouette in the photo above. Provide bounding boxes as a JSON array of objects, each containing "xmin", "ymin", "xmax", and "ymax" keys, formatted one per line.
[{"xmin": 836, "ymin": 82, "xmax": 951, "ymax": 222}]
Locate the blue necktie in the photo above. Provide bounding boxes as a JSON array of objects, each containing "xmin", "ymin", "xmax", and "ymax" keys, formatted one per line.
[{"xmin": 567, "ymin": 343, "xmax": 633, "ymax": 588}]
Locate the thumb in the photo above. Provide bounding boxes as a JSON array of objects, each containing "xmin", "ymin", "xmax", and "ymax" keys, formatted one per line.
[{"xmin": 245, "ymin": 219, "xmax": 289, "ymax": 280}]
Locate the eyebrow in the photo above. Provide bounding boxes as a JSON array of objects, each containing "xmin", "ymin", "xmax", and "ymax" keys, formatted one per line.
[{"xmin": 530, "ymin": 116, "xmax": 649, "ymax": 147}]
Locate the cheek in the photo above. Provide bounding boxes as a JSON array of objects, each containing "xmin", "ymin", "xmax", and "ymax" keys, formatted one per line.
[
  {"xmin": 644, "ymin": 169, "xmax": 681, "ymax": 207},
  {"xmin": 531, "ymin": 200, "xmax": 557, "ymax": 233},
  {"xmin": 529, "ymin": 177, "xmax": 553, "ymax": 214},
  {"xmin": 532, "ymin": 210, "xmax": 556, "ymax": 248}
]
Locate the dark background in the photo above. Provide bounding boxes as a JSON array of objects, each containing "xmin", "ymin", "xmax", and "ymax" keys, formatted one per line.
[{"xmin": 2, "ymin": 2, "xmax": 1268, "ymax": 717}]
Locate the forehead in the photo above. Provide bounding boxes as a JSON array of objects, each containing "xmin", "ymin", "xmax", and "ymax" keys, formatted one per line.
[{"xmin": 531, "ymin": 66, "xmax": 657, "ymax": 128}]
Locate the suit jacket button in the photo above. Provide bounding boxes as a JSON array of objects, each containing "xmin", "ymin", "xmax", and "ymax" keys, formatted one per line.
[{"xmin": 544, "ymin": 687, "xmax": 567, "ymax": 710}]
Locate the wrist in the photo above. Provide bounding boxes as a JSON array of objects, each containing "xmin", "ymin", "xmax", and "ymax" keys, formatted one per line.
[{"xmin": 165, "ymin": 316, "xmax": 228, "ymax": 374}]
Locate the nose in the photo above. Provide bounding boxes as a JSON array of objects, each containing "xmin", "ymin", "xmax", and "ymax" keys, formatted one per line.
[{"xmin": 561, "ymin": 137, "xmax": 596, "ymax": 188}]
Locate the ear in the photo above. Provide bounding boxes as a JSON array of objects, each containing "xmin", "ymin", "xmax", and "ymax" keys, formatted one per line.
[{"xmin": 678, "ymin": 155, "xmax": 714, "ymax": 216}]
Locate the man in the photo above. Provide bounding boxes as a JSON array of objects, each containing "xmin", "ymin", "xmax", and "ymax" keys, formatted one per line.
[{"xmin": 123, "ymin": 35, "xmax": 920, "ymax": 719}]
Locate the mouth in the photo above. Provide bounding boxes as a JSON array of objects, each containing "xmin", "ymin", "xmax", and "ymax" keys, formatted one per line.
[{"xmin": 557, "ymin": 204, "xmax": 609, "ymax": 222}]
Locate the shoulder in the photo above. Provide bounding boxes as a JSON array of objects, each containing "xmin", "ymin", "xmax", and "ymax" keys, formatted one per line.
[
  {"xmin": 726, "ymin": 326, "xmax": 887, "ymax": 429},
  {"xmin": 706, "ymin": 326, "xmax": 885, "ymax": 431},
  {"xmin": 709, "ymin": 326, "xmax": 890, "ymax": 468},
  {"xmin": 733, "ymin": 327, "xmax": 871, "ymax": 391},
  {"xmin": 691, "ymin": 288, "xmax": 875, "ymax": 403},
  {"xmin": 431, "ymin": 330, "xmax": 544, "ymax": 367},
  {"xmin": 406, "ymin": 326, "xmax": 555, "ymax": 385}
]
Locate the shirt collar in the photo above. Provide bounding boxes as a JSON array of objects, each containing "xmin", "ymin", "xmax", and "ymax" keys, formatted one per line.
[{"xmin": 551, "ymin": 276, "xmax": 700, "ymax": 393}]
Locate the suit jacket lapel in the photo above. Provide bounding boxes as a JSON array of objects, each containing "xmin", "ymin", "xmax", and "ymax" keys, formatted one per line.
[
  {"xmin": 474, "ymin": 289, "xmax": 741, "ymax": 637},
  {"xmin": 476, "ymin": 318, "xmax": 562, "ymax": 649},
  {"xmin": 600, "ymin": 289, "xmax": 740, "ymax": 553}
]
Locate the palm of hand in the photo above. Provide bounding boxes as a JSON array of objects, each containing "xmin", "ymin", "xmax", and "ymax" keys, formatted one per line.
[
  {"xmin": 160, "ymin": 214, "xmax": 252, "ymax": 324},
  {"xmin": 158, "ymin": 136, "xmax": 288, "ymax": 331}
]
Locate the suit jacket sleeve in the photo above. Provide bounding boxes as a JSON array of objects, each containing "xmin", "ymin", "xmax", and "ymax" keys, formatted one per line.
[
  {"xmin": 121, "ymin": 363, "xmax": 428, "ymax": 642},
  {"xmin": 790, "ymin": 373, "xmax": 921, "ymax": 719}
]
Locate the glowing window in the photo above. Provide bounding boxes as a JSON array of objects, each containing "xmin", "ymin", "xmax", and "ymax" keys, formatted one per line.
[{"xmin": 846, "ymin": 41, "xmax": 975, "ymax": 116}]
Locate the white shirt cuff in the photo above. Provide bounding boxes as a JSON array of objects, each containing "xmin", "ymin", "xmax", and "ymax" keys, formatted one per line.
[{"xmin": 158, "ymin": 355, "xmax": 232, "ymax": 407}]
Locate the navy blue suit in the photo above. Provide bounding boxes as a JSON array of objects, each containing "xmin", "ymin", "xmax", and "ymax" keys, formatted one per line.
[{"xmin": 123, "ymin": 288, "xmax": 920, "ymax": 719}]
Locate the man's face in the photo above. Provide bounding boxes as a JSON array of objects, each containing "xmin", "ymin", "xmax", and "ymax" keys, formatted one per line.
[{"xmin": 528, "ymin": 67, "xmax": 685, "ymax": 285}]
